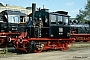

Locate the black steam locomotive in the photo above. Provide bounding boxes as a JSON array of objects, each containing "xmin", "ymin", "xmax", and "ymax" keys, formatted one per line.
[
  {"xmin": 0, "ymin": 10, "xmax": 27, "ymax": 46},
  {"xmin": 11, "ymin": 3, "xmax": 74, "ymax": 53}
]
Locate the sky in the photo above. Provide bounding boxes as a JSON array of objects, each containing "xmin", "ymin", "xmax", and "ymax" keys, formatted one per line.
[{"xmin": 0, "ymin": 0, "xmax": 87, "ymax": 18}]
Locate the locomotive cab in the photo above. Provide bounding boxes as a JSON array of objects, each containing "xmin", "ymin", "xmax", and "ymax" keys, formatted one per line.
[
  {"xmin": 49, "ymin": 11, "xmax": 70, "ymax": 38},
  {"xmin": 0, "ymin": 10, "xmax": 26, "ymax": 32}
]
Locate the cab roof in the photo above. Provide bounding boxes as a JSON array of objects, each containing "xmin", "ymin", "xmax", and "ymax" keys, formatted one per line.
[{"xmin": 1, "ymin": 10, "xmax": 26, "ymax": 16}]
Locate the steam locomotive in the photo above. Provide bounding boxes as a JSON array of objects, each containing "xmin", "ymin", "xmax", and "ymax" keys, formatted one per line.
[
  {"xmin": 0, "ymin": 10, "xmax": 27, "ymax": 47},
  {"xmin": 11, "ymin": 3, "xmax": 74, "ymax": 53},
  {"xmin": 70, "ymin": 20, "xmax": 90, "ymax": 42}
]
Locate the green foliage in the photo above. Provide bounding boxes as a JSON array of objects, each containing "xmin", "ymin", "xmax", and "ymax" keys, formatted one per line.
[{"xmin": 76, "ymin": 0, "xmax": 90, "ymax": 23}]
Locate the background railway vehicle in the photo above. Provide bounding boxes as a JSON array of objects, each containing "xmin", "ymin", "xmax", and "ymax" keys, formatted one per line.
[
  {"xmin": 70, "ymin": 20, "xmax": 90, "ymax": 42},
  {"xmin": 0, "ymin": 10, "xmax": 27, "ymax": 47},
  {"xmin": 10, "ymin": 3, "xmax": 75, "ymax": 53}
]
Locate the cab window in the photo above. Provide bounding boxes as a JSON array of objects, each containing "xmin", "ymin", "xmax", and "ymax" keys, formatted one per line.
[
  {"xmin": 50, "ymin": 14, "xmax": 56, "ymax": 24},
  {"xmin": 8, "ymin": 15, "xmax": 19, "ymax": 23},
  {"xmin": 58, "ymin": 15, "xmax": 63, "ymax": 24},
  {"xmin": 64, "ymin": 16, "xmax": 69, "ymax": 25}
]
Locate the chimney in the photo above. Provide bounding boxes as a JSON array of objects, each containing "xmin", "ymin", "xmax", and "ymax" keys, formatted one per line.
[{"xmin": 32, "ymin": 3, "xmax": 36, "ymax": 22}]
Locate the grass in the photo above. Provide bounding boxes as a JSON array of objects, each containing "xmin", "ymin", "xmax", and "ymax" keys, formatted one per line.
[{"xmin": 0, "ymin": 52, "xmax": 17, "ymax": 58}]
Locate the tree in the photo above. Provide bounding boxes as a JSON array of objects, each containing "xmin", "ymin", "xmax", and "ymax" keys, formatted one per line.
[
  {"xmin": 85, "ymin": 0, "xmax": 90, "ymax": 20},
  {"xmin": 76, "ymin": 0, "xmax": 90, "ymax": 23},
  {"xmin": 76, "ymin": 10, "xmax": 85, "ymax": 23}
]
